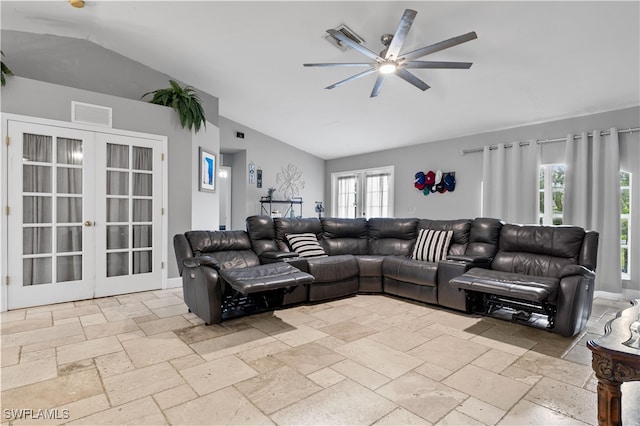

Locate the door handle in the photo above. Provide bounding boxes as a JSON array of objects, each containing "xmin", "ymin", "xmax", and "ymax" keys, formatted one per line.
[{"xmin": 84, "ymin": 220, "xmax": 94, "ymax": 227}]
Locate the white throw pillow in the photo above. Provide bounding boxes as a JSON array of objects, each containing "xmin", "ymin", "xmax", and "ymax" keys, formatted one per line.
[
  {"xmin": 411, "ymin": 229, "xmax": 453, "ymax": 262},
  {"xmin": 286, "ymin": 233, "xmax": 327, "ymax": 258}
]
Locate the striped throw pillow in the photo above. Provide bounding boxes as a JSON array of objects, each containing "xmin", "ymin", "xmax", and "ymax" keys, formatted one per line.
[
  {"xmin": 286, "ymin": 233, "xmax": 327, "ymax": 258},
  {"xmin": 411, "ymin": 229, "xmax": 453, "ymax": 262}
]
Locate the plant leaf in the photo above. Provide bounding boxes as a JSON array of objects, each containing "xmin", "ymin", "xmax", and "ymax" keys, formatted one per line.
[{"xmin": 141, "ymin": 80, "xmax": 206, "ymax": 132}]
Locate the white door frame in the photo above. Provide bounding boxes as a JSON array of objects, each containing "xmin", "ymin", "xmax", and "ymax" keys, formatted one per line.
[{"xmin": 1, "ymin": 113, "xmax": 168, "ymax": 311}]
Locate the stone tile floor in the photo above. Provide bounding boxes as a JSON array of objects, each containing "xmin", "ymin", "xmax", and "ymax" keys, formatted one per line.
[{"xmin": 1, "ymin": 289, "xmax": 638, "ymax": 425}]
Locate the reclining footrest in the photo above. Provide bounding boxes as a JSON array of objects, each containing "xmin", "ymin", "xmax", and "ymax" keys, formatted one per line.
[
  {"xmin": 449, "ymin": 268, "xmax": 559, "ymax": 303},
  {"xmin": 219, "ymin": 263, "xmax": 314, "ymax": 295}
]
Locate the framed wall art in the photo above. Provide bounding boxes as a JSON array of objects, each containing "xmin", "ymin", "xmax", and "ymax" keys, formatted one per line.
[{"xmin": 199, "ymin": 147, "xmax": 216, "ymax": 192}]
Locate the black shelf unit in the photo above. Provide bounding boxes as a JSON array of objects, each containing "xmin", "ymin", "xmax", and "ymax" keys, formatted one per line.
[{"xmin": 260, "ymin": 198, "xmax": 303, "ymax": 218}]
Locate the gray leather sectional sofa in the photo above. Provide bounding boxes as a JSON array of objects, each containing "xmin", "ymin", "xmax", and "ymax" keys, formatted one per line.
[{"xmin": 173, "ymin": 215, "xmax": 598, "ymax": 337}]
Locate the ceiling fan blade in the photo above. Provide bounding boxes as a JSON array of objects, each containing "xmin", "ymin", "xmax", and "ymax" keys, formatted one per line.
[
  {"xmin": 395, "ymin": 69, "xmax": 430, "ymax": 91},
  {"xmin": 385, "ymin": 9, "xmax": 417, "ymax": 60},
  {"xmin": 401, "ymin": 31, "xmax": 478, "ymax": 61},
  {"xmin": 325, "ymin": 68, "xmax": 377, "ymax": 90},
  {"xmin": 326, "ymin": 29, "xmax": 383, "ymax": 61},
  {"xmin": 303, "ymin": 63, "xmax": 373, "ymax": 67},
  {"xmin": 404, "ymin": 61, "xmax": 473, "ymax": 69},
  {"xmin": 370, "ymin": 75, "xmax": 385, "ymax": 98}
]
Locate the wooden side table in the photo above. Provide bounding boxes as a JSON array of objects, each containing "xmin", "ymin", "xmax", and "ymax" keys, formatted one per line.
[{"xmin": 587, "ymin": 299, "xmax": 640, "ymax": 426}]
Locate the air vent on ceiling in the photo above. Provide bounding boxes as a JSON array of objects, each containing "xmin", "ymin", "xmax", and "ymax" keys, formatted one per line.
[{"xmin": 324, "ymin": 24, "xmax": 365, "ymax": 52}]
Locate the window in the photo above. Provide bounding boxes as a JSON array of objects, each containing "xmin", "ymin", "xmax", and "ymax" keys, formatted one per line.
[
  {"xmin": 539, "ymin": 164, "xmax": 565, "ymax": 225},
  {"xmin": 621, "ymin": 170, "xmax": 631, "ymax": 278},
  {"xmin": 331, "ymin": 166, "xmax": 394, "ymax": 218},
  {"xmin": 539, "ymin": 165, "xmax": 632, "ymax": 279}
]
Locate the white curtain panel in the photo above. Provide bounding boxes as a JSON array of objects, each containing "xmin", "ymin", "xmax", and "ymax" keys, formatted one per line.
[
  {"xmin": 482, "ymin": 140, "xmax": 540, "ymax": 224},
  {"xmin": 564, "ymin": 129, "xmax": 621, "ymax": 293}
]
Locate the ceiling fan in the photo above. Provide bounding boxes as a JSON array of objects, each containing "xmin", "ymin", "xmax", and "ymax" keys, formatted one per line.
[{"xmin": 304, "ymin": 9, "xmax": 477, "ymax": 97}]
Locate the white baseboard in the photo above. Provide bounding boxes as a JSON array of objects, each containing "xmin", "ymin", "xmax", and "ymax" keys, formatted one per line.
[
  {"xmin": 165, "ymin": 277, "xmax": 182, "ymax": 289},
  {"xmin": 594, "ymin": 289, "xmax": 640, "ymax": 301}
]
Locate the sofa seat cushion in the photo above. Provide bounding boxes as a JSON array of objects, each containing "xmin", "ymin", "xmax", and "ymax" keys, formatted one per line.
[
  {"xmin": 306, "ymin": 254, "xmax": 359, "ymax": 283},
  {"xmin": 382, "ymin": 256, "xmax": 437, "ymax": 286},
  {"xmin": 450, "ymin": 267, "xmax": 559, "ymax": 303},
  {"xmin": 219, "ymin": 263, "xmax": 314, "ymax": 295},
  {"xmin": 356, "ymin": 255, "xmax": 385, "ymax": 277}
]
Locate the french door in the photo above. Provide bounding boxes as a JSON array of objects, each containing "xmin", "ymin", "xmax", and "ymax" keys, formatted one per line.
[
  {"xmin": 331, "ymin": 166, "xmax": 395, "ymax": 218},
  {"xmin": 6, "ymin": 121, "xmax": 163, "ymax": 309}
]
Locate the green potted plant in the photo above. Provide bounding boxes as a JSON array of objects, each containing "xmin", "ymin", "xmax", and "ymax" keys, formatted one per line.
[
  {"xmin": 1, "ymin": 51, "xmax": 14, "ymax": 87},
  {"xmin": 142, "ymin": 80, "xmax": 206, "ymax": 133}
]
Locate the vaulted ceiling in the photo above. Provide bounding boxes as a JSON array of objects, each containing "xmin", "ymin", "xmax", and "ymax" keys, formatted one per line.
[{"xmin": 2, "ymin": 1, "xmax": 639, "ymax": 160}]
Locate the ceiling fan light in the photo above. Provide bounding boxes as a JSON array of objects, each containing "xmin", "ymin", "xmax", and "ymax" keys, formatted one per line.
[{"xmin": 379, "ymin": 63, "xmax": 397, "ymax": 74}]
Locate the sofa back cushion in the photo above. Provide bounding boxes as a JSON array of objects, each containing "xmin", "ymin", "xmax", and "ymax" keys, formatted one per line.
[
  {"xmin": 367, "ymin": 218, "xmax": 419, "ymax": 256},
  {"xmin": 465, "ymin": 218, "xmax": 503, "ymax": 258},
  {"xmin": 184, "ymin": 230, "xmax": 260, "ymax": 269},
  {"xmin": 492, "ymin": 224, "xmax": 585, "ymax": 278},
  {"xmin": 320, "ymin": 217, "xmax": 368, "ymax": 255},
  {"xmin": 417, "ymin": 219, "xmax": 471, "ymax": 256},
  {"xmin": 274, "ymin": 217, "xmax": 323, "ymax": 252},
  {"xmin": 246, "ymin": 215, "xmax": 278, "ymax": 256}
]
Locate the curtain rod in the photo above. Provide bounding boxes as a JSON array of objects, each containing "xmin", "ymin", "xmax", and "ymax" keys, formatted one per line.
[{"xmin": 460, "ymin": 127, "xmax": 640, "ymax": 155}]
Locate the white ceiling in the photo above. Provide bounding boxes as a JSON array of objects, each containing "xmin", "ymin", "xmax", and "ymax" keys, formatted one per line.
[{"xmin": 2, "ymin": 1, "xmax": 639, "ymax": 160}]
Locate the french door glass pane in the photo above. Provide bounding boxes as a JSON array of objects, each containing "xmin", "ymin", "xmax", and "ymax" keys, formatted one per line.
[
  {"xmin": 133, "ymin": 147, "xmax": 152, "ymax": 171},
  {"xmin": 57, "ymin": 197, "xmax": 82, "ymax": 223},
  {"xmin": 24, "ymin": 196, "xmax": 52, "ymax": 223},
  {"xmin": 20, "ymin": 131, "xmax": 85, "ymax": 288},
  {"xmin": 107, "ymin": 171, "xmax": 129, "ymax": 195},
  {"xmin": 105, "ymin": 142, "xmax": 154, "ymax": 279},
  {"xmin": 57, "ymin": 138, "xmax": 83, "ymax": 165},
  {"xmin": 133, "ymin": 251, "xmax": 152, "ymax": 274},
  {"xmin": 365, "ymin": 173, "xmax": 390, "ymax": 218},
  {"xmin": 107, "ymin": 199, "xmax": 129, "ymax": 222},
  {"xmin": 57, "ymin": 255, "xmax": 82, "ymax": 282},
  {"xmin": 57, "ymin": 226, "xmax": 82, "ymax": 252},
  {"xmin": 24, "ymin": 166, "xmax": 52, "ymax": 192},
  {"xmin": 337, "ymin": 176, "xmax": 357, "ymax": 218},
  {"xmin": 23, "ymin": 258, "xmax": 52, "ymax": 285},
  {"xmin": 107, "ymin": 144, "xmax": 129, "ymax": 168},
  {"xmin": 107, "ymin": 226, "xmax": 129, "ymax": 250},
  {"xmin": 133, "ymin": 200, "xmax": 152, "ymax": 222},
  {"xmin": 133, "ymin": 225, "xmax": 152, "ymax": 248},
  {"xmin": 57, "ymin": 168, "xmax": 82, "ymax": 194},
  {"xmin": 133, "ymin": 173, "xmax": 152, "ymax": 196},
  {"xmin": 23, "ymin": 228, "xmax": 52, "ymax": 254},
  {"xmin": 23, "ymin": 134, "xmax": 52, "ymax": 162},
  {"xmin": 107, "ymin": 253, "xmax": 128, "ymax": 277}
]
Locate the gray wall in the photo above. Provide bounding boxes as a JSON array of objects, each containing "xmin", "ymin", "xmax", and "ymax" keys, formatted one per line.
[
  {"xmin": 191, "ymin": 123, "xmax": 221, "ymax": 231},
  {"xmin": 326, "ymin": 106, "xmax": 640, "ymax": 291},
  {"xmin": 219, "ymin": 117, "xmax": 325, "ymax": 231},
  {"xmin": 1, "ymin": 30, "xmax": 219, "ymax": 127}
]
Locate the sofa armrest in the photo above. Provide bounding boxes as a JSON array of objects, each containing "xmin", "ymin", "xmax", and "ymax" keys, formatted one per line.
[
  {"xmin": 446, "ymin": 255, "xmax": 492, "ymax": 265},
  {"xmin": 436, "ymin": 260, "xmax": 478, "ymax": 312},
  {"xmin": 559, "ymin": 264, "xmax": 595, "ymax": 279},
  {"xmin": 184, "ymin": 255, "xmax": 221, "ymax": 270},
  {"xmin": 554, "ymin": 272, "xmax": 596, "ymax": 337},
  {"xmin": 261, "ymin": 251, "xmax": 300, "ymax": 260}
]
